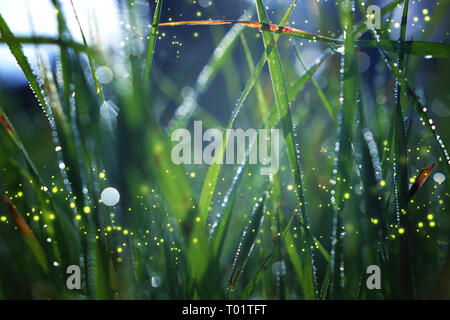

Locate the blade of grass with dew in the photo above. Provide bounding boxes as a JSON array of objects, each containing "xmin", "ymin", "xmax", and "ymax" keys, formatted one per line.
[
  {"xmin": 121, "ymin": 3, "xmax": 220, "ymax": 298},
  {"xmin": 394, "ymin": 1, "xmax": 415, "ymax": 299},
  {"xmin": 212, "ymin": 49, "xmax": 331, "ymax": 276},
  {"xmin": 255, "ymin": 0, "xmax": 317, "ymax": 299},
  {"xmin": 143, "ymin": 0, "xmax": 163, "ymax": 90},
  {"xmin": 329, "ymin": 0, "xmax": 357, "ymax": 299},
  {"xmin": 210, "ymin": 162, "xmax": 246, "ymax": 259},
  {"xmin": 197, "ymin": 0, "xmax": 298, "ymax": 226},
  {"xmin": 0, "ymin": 14, "xmax": 56, "ymax": 129},
  {"xmin": 69, "ymin": 0, "xmax": 104, "ymax": 104},
  {"xmin": 356, "ymin": 96, "xmax": 390, "ymax": 297},
  {"xmin": 51, "ymin": 0, "xmax": 72, "ymax": 113},
  {"xmin": 0, "ymin": 16, "xmax": 86, "ymax": 274},
  {"xmin": 159, "ymin": 18, "xmax": 450, "ymax": 58},
  {"xmin": 241, "ymin": 203, "xmax": 330, "ymax": 298},
  {"xmin": 281, "ymin": 208, "xmax": 306, "ymax": 294},
  {"xmin": 0, "ymin": 103, "xmax": 82, "ymax": 265},
  {"xmin": 227, "ymin": 194, "xmax": 266, "ymax": 291}
]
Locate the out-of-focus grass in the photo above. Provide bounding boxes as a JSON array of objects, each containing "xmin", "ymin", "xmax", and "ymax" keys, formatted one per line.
[{"xmin": 0, "ymin": 0, "xmax": 448, "ymax": 299}]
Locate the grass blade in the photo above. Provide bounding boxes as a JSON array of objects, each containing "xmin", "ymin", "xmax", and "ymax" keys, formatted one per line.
[
  {"xmin": 255, "ymin": 0, "xmax": 317, "ymax": 299},
  {"xmin": 143, "ymin": 0, "xmax": 163, "ymax": 90},
  {"xmin": 329, "ymin": 0, "xmax": 357, "ymax": 299},
  {"xmin": 227, "ymin": 194, "xmax": 266, "ymax": 290}
]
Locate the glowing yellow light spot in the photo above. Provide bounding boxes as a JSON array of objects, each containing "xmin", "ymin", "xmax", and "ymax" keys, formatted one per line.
[
  {"xmin": 372, "ymin": 218, "xmax": 378, "ymax": 225},
  {"xmin": 409, "ymin": 177, "xmax": 415, "ymax": 183},
  {"xmin": 75, "ymin": 215, "xmax": 81, "ymax": 220},
  {"xmin": 195, "ymin": 217, "xmax": 201, "ymax": 222},
  {"xmin": 117, "ymin": 247, "xmax": 123, "ymax": 253},
  {"xmin": 49, "ymin": 213, "xmax": 55, "ymax": 220},
  {"xmin": 0, "ymin": 216, "xmax": 6, "ymax": 222},
  {"xmin": 427, "ymin": 214, "xmax": 433, "ymax": 220},
  {"xmin": 52, "ymin": 186, "xmax": 58, "ymax": 193},
  {"xmin": 422, "ymin": 9, "xmax": 428, "ymax": 15},
  {"xmin": 193, "ymin": 238, "xmax": 198, "ymax": 244},
  {"xmin": 380, "ymin": 180, "xmax": 386, "ymax": 187},
  {"xmin": 17, "ymin": 191, "xmax": 23, "ymax": 197},
  {"xmin": 193, "ymin": 32, "xmax": 199, "ymax": 38},
  {"xmin": 196, "ymin": 11, "xmax": 202, "ymax": 17},
  {"xmin": 70, "ymin": 202, "xmax": 76, "ymax": 209},
  {"xmin": 33, "ymin": 215, "xmax": 39, "ymax": 221},
  {"xmin": 287, "ymin": 184, "xmax": 293, "ymax": 191},
  {"xmin": 190, "ymin": 172, "xmax": 196, "ymax": 178},
  {"xmin": 99, "ymin": 172, "xmax": 105, "ymax": 179},
  {"xmin": 83, "ymin": 206, "xmax": 91, "ymax": 214},
  {"xmin": 418, "ymin": 222, "xmax": 423, "ymax": 228},
  {"xmin": 424, "ymin": 16, "xmax": 430, "ymax": 22},
  {"xmin": 344, "ymin": 193, "xmax": 350, "ymax": 199},
  {"xmin": 123, "ymin": 229, "xmax": 129, "ymax": 235},
  {"xmin": 429, "ymin": 221, "xmax": 435, "ymax": 227},
  {"xmin": 398, "ymin": 228, "xmax": 405, "ymax": 234}
]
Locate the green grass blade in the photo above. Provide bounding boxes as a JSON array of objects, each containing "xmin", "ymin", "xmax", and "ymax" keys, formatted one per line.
[
  {"xmin": 255, "ymin": 0, "xmax": 317, "ymax": 299},
  {"xmin": 329, "ymin": 0, "xmax": 357, "ymax": 299},
  {"xmin": 228, "ymin": 194, "xmax": 266, "ymax": 290},
  {"xmin": 210, "ymin": 162, "xmax": 246, "ymax": 258},
  {"xmin": 0, "ymin": 14, "xmax": 56, "ymax": 128},
  {"xmin": 393, "ymin": 0, "xmax": 415, "ymax": 299},
  {"xmin": 69, "ymin": 0, "xmax": 104, "ymax": 104},
  {"xmin": 143, "ymin": 0, "xmax": 163, "ymax": 90}
]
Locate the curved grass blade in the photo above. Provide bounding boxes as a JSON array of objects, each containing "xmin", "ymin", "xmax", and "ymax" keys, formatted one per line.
[
  {"xmin": 159, "ymin": 19, "xmax": 450, "ymax": 58},
  {"xmin": 69, "ymin": 0, "xmax": 104, "ymax": 104},
  {"xmin": 329, "ymin": 0, "xmax": 357, "ymax": 299},
  {"xmin": 211, "ymin": 49, "xmax": 330, "ymax": 271},
  {"xmin": 0, "ymin": 14, "xmax": 56, "ymax": 129},
  {"xmin": 355, "ymin": 40, "xmax": 450, "ymax": 59},
  {"xmin": 255, "ymin": 0, "xmax": 317, "ymax": 299},
  {"xmin": 227, "ymin": 194, "xmax": 266, "ymax": 291},
  {"xmin": 210, "ymin": 162, "xmax": 246, "ymax": 259},
  {"xmin": 143, "ymin": 0, "xmax": 163, "ymax": 89}
]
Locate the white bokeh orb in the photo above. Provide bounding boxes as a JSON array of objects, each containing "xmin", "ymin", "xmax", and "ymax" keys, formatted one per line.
[{"xmin": 101, "ymin": 187, "xmax": 120, "ymax": 207}]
